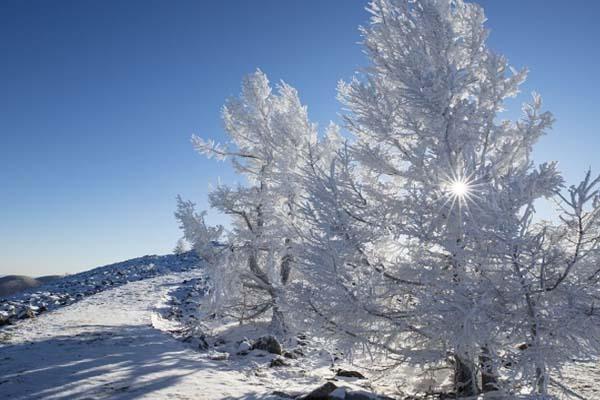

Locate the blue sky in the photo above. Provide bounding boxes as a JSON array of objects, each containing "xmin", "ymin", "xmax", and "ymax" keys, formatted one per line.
[{"xmin": 1, "ymin": 1, "xmax": 599, "ymax": 276}]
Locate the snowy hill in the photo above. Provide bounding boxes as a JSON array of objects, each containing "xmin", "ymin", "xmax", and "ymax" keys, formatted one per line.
[{"xmin": 0, "ymin": 252, "xmax": 200, "ymax": 326}]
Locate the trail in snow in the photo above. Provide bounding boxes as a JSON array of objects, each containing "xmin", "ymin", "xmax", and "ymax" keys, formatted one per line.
[{"xmin": 0, "ymin": 272, "xmax": 276, "ymax": 400}]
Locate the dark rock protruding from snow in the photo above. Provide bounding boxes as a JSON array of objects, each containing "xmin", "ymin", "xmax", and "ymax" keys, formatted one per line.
[
  {"xmin": 283, "ymin": 350, "xmax": 299, "ymax": 359},
  {"xmin": 335, "ymin": 369, "xmax": 367, "ymax": 379},
  {"xmin": 251, "ymin": 335, "xmax": 282, "ymax": 355},
  {"xmin": 182, "ymin": 334, "xmax": 209, "ymax": 350},
  {"xmin": 344, "ymin": 390, "xmax": 395, "ymax": 400},
  {"xmin": 298, "ymin": 382, "xmax": 338, "ymax": 399},
  {"xmin": 289, "ymin": 382, "xmax": 394, "ymax": 400},
  {"xmin": 269, "ymin": 357, "xmax": 289, "ymax": 368}
]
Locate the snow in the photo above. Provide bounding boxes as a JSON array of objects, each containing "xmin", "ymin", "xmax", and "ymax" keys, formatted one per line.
[
  {"xmin": 559, "ymin": 362, "xmax": 600, "ymax": 399},
  {"xmin": 0, "ymin": 261, "xmax": 395, "ymax": 399},
  {"xmin": 0, "ymin": 272, "xmax": 278, "ymax": 399},
  {"xmin": 0, "ymin": 258, "xmax": 597, "ymax": 399},
  {"xmin": 0, "ymin": 252, "xmax": 199, "ymax": 325}
]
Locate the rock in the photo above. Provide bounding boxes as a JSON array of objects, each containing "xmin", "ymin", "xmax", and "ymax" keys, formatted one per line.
[
  {"xmin": 251, "ymin": 335, "xmax": 282, "ymax": 355},
  {"xmin": 329, "ymin": 387, "xmax": 347, "ymax": 399},
  {"xmin": 345, "ymin": 391, "xmax": 394, "ymax": 400},
  {"xmin": 17, "ymin": 306, "xmax": 35, "ymax": 319},
  {"xmin": 336, "ymin": 369, "xmax": 366, "ymax": 379},
  {"xmin": 238, "ymin": 340, "xmax": 252, "ymax": 353},
  {"xmin": 181, "ymin": 328, "xmax": 208, "ymax": 351},
  {"xmin": 196, "ymin": 336, "xmax": 209, "ymax": 350},
  {"xmin": 517, "ymin": 342, "xmax": 529, "ymax": 351},
  {"xmin": 0, "ymin": 311, "xmax": 10, "ymax": 326},
  {"xmin": 299, "ymin": 382, "xmax": 338, "ymax": 400},
  {"xmin": 283, "ymin": 350, "xmax": 297, "ymax": 359},
  {"xmin": 271, "ymin": 391, "xmax": 296, "ymax": 399},
  {"xmin": 254, "ymin": 370, "xmax": 267, "ymax": 378},
  {"xmin": 269, "ymin": 357, "xmax": 289, "ymax": 368},
  {"xmin": 294, "ymin": 382, "xmax": 393, "ymax": 400}
]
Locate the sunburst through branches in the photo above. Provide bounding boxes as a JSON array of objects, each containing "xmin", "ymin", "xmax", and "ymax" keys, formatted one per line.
[{"xmin": 441, "ymin": 172, "xmax": 480, "ymax": 212}]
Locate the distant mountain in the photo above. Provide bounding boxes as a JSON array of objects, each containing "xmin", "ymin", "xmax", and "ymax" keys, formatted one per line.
[
  {"xmin": 0, "ymin": 275, "xmax": 62, "ymax": 297},
  {"xmin": 35, "ymin": 275, "xmax": 63, "ymax": 285}
]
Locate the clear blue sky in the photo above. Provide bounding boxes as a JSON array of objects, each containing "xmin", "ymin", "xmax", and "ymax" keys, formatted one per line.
[{"xmin": 1, "ymin": 1, "xmax": 598, "ymax": 276}]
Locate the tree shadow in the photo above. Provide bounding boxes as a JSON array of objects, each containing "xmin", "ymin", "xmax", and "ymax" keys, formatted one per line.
[{"xmin": 0, "ymin": 323, "xmax": 250, "ymax": 399}]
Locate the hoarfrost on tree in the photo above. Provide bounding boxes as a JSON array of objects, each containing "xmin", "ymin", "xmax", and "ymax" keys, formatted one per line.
[
  {"xmin": 292, "ymin": 0, "xmax": 600, "ymax": 397},
  {"xmin": 178, "ymin": 0, "xmax": 600, "ymax": 397},
  {"xmin": 189, "ymin": 70, "xmax": 317, "ymax": 335}
]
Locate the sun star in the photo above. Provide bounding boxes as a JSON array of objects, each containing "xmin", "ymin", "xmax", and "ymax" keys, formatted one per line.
[
  {"xmin": 440, "ymin": 174, "xmax": 478, "ymax": 212},
  {"xmin": 449, "ymin": 178, "xmax": 470, "ymax": 198}
]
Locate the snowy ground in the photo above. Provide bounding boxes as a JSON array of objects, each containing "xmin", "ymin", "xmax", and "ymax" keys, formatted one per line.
[
  {"xmin": 0, "ymin": 272, "xmax": 286, "ymax": 400},
  {"xmin": 558, "ymin": 362, "xmax": 600, "ymax": 400},
  {"xmin": 0, "ymin": 264, "xmax": 597, "ymax": 400}
]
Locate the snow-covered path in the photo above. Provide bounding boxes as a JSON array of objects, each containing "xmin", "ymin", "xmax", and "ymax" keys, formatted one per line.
[{"xmin": 0, "ymin": 273, "xmax": 269, "ymax": 400}]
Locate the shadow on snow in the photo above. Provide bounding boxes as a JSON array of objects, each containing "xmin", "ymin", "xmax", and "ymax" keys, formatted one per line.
[{"xmin": 0, "ymin": 323, "xmax": 259, "ymax": 399}]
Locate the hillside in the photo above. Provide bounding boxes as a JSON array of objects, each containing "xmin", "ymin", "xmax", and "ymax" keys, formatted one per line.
[{"xmin": 0, "ymin": 252, "xmax": 200, "ymax": 326}]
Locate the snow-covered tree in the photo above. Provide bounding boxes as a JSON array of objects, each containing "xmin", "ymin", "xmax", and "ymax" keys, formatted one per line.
[
  {"xmin": 173, "ymin": 238, "xmax": 189, "ymax": 255},
  {"xmin": 292, "ymin": 0, "xmax": 600, "ymax": 397},
  {"xmin": 174, "ymin": 195, "xmax": 224, "ymax": 264},
  {"xmin": 177, "ymin": 1, "xmax": 600, "ymax": 396},
  {"xmin": 193, "ymin": 70, "xmax": 317, "ymax": 335}
]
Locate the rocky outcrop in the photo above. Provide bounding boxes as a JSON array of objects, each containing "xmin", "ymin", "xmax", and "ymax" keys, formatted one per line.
[
  {"xmin": 251, "ymin": 335, "xmax": 283, "ymax": 355},
  {"xmin": 280, "ymin": 382, "xmax": 394, "ymax": 400}
]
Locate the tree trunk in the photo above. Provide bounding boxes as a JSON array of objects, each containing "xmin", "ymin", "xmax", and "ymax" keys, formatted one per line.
[
  {"xmin": 270, "ymin": 304, "xmax": 287, "ymax": 338},
  {"xmin": 454, "ymin": 355, "xmax": 478, "ymax": 397},
  {"xmin": 534, "ymin": 355, "xmax": 547, "ymax": 396},
  {"xmin": 480, "ymin": 346, "xmax": 498, "ymax": 392},
  {"xmin": 280, "ymin": 238, "xmax": 293, "ymax": 285}
]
